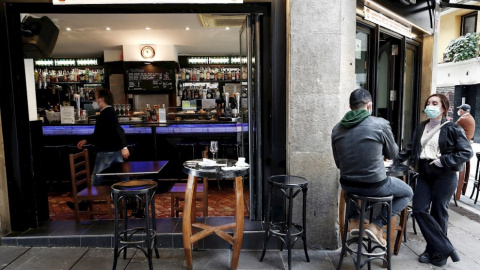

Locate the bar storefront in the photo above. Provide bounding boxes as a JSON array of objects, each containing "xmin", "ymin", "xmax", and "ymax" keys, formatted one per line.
[{"xmin": 0, "ymin": 0, "xmax": 287, "ymax": 234}]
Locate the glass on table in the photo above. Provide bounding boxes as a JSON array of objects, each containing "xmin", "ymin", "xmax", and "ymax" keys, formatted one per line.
[
  {"xmin": 120, "ymin": 104, "xmax": 126, "ymax": 116},
  {"xmin": 210, "ymin": 141, "xmax": 219, "ymax": 160}
]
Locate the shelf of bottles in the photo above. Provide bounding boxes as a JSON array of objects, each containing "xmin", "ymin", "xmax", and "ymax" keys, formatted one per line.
[{"xmin": 177, "ymin": 66, "xmax": 247, "ymax": 82}]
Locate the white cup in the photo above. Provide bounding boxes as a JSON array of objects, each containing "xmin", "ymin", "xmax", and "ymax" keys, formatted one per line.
[{"xmin": 238, "ymin": 157, "xmax": 246, "ymax": 164}]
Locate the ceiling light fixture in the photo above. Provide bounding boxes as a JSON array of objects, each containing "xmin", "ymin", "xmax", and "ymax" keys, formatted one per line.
[
  {"xmin": 106, "ymin": 27, "xmax": 111, "ymax": 31},
  {"xmin": 185, "ymin": 27, "xmax": 190, "ymax": 31},
  {"xmin": 225, "ymin": 27, "xmax": 230, "ymax": 30},
  {"xmin": 66, "ymin": 27, "xmax": 71, "ymax": 31},
  {"xmin": 145, "ymin": 27, "xmax": 151, "ymax": 30}
]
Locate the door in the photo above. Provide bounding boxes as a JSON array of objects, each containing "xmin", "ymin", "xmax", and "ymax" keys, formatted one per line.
[
  {"xmin": 401, "ymin": 44, "xmax": 420, "ymax": 148},
  {"xmin": 240, "ymin": 14, "xmax": 261, "ymax": 220},
  {"xmin": 376, "ymin": 32, "xmax": 403, "ymax": 143}
]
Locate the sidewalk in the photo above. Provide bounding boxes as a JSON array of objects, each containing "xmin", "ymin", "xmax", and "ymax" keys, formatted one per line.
[
  {"xmin": 2, "ymin": 146, "xmax": 480, "ymax": 269},
  {"xmin": 1, "ymin": 202, "xmax": 480, "ymax": 269}
]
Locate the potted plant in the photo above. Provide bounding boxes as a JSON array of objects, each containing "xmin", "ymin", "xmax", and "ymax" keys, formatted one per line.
[{"xmin": 444, "ymin": 32, "xmax": 480, "ymax": 62}]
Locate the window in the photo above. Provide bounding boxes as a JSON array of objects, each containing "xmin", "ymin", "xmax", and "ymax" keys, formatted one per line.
[{"xmin": 461, "ymin": 12, "xmax": 477, "ymax": 36}]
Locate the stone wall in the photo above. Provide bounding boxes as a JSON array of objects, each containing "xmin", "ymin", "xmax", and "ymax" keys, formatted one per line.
[
  {"xmin": 0, "ymin": 109, "xmax": 11, "ymax": 236},
  {"xmin": 287, "ymin": 0, "xmax": 356, "ymax": 249}
]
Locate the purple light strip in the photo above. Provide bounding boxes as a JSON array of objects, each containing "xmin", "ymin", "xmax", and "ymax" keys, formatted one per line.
[{"xmin": 42, "ymin": 123, "xmax": 249, "ymax": 136}]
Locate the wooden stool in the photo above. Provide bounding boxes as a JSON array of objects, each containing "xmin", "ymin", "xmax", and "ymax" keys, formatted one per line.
[{"xmin": 170, "ymin": 180, "xmax": 208, "ymax": 217}]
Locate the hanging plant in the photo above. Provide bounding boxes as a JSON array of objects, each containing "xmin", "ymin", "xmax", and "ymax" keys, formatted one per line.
[{"xmin": 444, "ymin": 32, "xmax": 480, "ymax": 62}]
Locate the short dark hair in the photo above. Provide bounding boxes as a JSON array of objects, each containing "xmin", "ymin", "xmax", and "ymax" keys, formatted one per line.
[
  {"xmin": 96, "ymin": 88, "xmax": 114, "ymax": 106},
  {"xmin": 350, "ymin": 88, "xmax": 372, "ymax": 110},
  {"xmin": 424, "ymin": 93, "xmax": 449, "ymax": 118}
]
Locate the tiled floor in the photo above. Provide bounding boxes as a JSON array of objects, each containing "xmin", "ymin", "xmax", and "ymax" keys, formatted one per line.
[{"xmin": 48, "ymin": 181, "xmax": 250, "ymax": 221}]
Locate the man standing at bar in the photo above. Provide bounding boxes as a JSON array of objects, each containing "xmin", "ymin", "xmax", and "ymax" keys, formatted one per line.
[
  {"xmin": 68, "ymin": 88, "xmax": 129, "ymax": 210},
  {"xmin": 455, "ymin": 104, "xmax": 475, "ymax": 199},
  {"xmin": 331, "ymin": 88, "xmax": 413, "ymax": 246}
]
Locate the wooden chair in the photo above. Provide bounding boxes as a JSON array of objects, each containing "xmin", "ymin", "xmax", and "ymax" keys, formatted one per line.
[
  {"xmin": 69, "ymin": 149, "xmax": 113, "ymax": 222},
  {"xmin": 170, "ymin": 150, "xmax": 209, "ymax": 217}
]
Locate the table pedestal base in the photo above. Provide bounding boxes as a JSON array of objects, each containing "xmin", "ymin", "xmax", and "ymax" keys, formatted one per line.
[{"xmin": 182, "ymin": 174, "xmax": 245, "ymax": 270}]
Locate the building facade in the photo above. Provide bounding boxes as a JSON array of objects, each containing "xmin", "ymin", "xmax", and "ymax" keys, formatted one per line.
[{"xmin": 0, "ymin": 0, "xmax": 436, "ymax": 250}]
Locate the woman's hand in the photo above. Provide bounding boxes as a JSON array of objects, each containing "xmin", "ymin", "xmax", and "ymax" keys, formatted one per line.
[{"xmin": 430, "ymin": 159, "xmax": 443, "ymax": 167}]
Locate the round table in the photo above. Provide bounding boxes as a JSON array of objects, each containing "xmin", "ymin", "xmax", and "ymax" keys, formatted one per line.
[{"xmin": 182, "ymin": 159, "xmax": 249, "ymax": 270}]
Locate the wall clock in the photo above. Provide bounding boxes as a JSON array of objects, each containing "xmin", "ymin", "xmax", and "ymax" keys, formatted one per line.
[{"xmin": 141, "ymin": 45, "xmax": 155, "ymax": 59}]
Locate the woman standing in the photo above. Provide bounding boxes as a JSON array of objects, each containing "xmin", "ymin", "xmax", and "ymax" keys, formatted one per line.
[{"xmin": 398, "ymin": 93, "xmax": 472, "ymax": 266}]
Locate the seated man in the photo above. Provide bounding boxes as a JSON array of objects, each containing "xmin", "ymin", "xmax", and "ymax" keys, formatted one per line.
[{"xmin": 331, "ymin": 88, "xmax": 413, "ymax": 246}]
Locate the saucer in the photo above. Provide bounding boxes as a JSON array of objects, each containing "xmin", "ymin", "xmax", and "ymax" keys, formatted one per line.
[{"xmin": 235, "ymin": 162, "xmax": 249, "ymax": 167}]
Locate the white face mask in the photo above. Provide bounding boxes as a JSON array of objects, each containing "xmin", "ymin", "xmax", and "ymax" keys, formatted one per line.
[
  {"xmin": 424, "ymin": 105, "xmax": 442, "ymax": 119},
  {"xmin": 92, "ymin": 101, "xmax": 99, "ymax": 110}
]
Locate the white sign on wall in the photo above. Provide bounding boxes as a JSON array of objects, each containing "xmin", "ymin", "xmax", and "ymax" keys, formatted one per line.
[
  {"xmin": 364, "ymin": 6, "xmax": 412, "ymax": 38},
  {"xmin": 53, "ymin": 0, "xmax": 242, "ymax": 4}
]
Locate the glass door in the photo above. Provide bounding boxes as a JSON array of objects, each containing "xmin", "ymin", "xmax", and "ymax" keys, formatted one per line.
[
  {"xmin": 376, "ymin": 32, "xmax": 402, "ymax": 143},
  {"xmin": 355, "ymin": 27, "xmax": 371, "ymax": 90},
  {"xmin": 240, "ymin": 14, "xmax": 261, "ymax": 220},
  {"xmin": 401, "ymin": 44, "xmax": 419, "ymax": 148}
]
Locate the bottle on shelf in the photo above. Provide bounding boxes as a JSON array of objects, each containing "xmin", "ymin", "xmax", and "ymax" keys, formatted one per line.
[
  {"xmin": 194, "ymin": 87, "xmax": 199, "ymax": 99},
  {"xmin": 185, "ymin": 69, "xmax": 190, "ymax": 81},
  {"xmin": 145, "ymin": 104, "xmax": 152, "ymax": 122},
  {"xmin": 224, "ymin": 68, "xmax": 228, "ymax": 81},
  {"xmin": 227, "ymin": 69, "xmax": 232, "ymax": 81},
  {"xmin": 152, "ymin": 105, "xmax": 158, "ymax": 122}
]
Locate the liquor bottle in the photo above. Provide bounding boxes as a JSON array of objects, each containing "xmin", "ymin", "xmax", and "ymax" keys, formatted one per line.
[
  {"xmin": 194, "ymin": 87, "xmax": 199, "ymax": 99},
  {"xmin": 145, "ymin": 104, "xmax": 152, "ymax": 122},
  {"xmin": 181, "ymin": 68, "xmax": 186, "ymax": 80},
  {"xmin": 242, "ymin": 67, "xmax": 247, "ymax": 80},
  {"xmin": 192, "ymin": 68, "xmax": 197, "ymax": 81},
  {"xmin": 185, "ymin": 69, "xmax": 190, "ymax": 81},
  {"xmin": 182, "ymin": 87, "xmax": 187, "ymax": 100},
  {"xmin": 206, "ymin": 88, "xmax": 212, "ymax": 99},
  {"xmin": 210, "ymin": 68, "xmax": 214, "ymax": 81},
  {"xmin": 224, "ymin": 68, "xmax": 228, "ymax": 81},
  {"xmin": 228, "ymin": 69, "xmax": 232, "ymax": 81},
  {"xmin": 236, "ymin": 69, "xmax": 240, "ymax": 81},
  {"xmin": 199, "ymin": 67, "xmax": 204, "ymax": 81},
  {"xmin": 152, "ymin": 105, "xmax": 158, "ymax": 122},
  {"xmin": 231, "ymin": 93, "xmax": 238, "ymax": 117}
]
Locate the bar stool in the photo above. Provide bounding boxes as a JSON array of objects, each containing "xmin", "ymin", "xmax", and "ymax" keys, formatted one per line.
[
  {"xmin": 260, "ymin": 175, "xmax": 309, "ymax": 270},
  {"xmin": 111, "ymin": 180, "xmax": 159, "ymax": 270},
  {"xmin": 337, "ymin": 193, "xmax": 393, "ymax": 270},
  {"xmin": 176, "ymin": 141, "xmax": 197, "ymax": 180},
  {"xmin": 470, "ymin": 152, "xmax": 480, "ymax": 204}
]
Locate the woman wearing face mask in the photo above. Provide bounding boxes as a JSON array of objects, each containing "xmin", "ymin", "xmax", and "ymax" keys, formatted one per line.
[{"xmin": 398, "ymin": 93, "xmax": 472, "ymax": 266}]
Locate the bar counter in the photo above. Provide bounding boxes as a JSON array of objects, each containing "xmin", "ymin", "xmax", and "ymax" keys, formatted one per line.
[
  {"xmin": 42, "ymin": 122, "xmax": 248, "ymax": 135},
  {"xmin": 41, "ymin": 121, "xmax": 248, "ymax": 191}
]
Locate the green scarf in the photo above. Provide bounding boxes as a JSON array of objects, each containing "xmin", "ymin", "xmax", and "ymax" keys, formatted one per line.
[{"xmin": 340, "ymin": 109, "xmax": 370, "ymax": 129}]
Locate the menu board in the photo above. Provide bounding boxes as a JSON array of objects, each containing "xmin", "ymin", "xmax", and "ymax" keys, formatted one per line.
[{"xmin": 124, "ymin": 61, "xmax": 177, "ymax": 92}]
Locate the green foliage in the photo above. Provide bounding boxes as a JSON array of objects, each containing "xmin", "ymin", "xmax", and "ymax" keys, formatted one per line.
[{"xmin": 445, "ymin": 33, "xmax": 480, "ymax": 62}]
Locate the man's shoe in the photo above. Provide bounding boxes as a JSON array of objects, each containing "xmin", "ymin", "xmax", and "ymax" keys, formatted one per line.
[
  {"xmin": 348, "ymin": 219, "xmax": 361, "ymax": 237},
  {"xmin": 430, "ymin": 250, "xmax": 460, "ymax": 267},
  {"xmin": 66, "ymin": 201, "xmax": 89, "ymax": 211},
  {"xmin": 418, "ymin": 251, "xmax": 430, "ymax": 264},
  {"xmin": 365, "ymin": 223, "xmax": 387, "ymax": 247}
]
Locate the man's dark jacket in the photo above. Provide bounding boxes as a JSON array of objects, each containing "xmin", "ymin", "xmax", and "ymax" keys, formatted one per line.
[
  {"xmin": 88, "ymin": 106, "xmax": 127, "ymax": 152},
  {"xmin": 398, "ymin": 118, "xmax": 473, "ymax": 171},
  {"xmin": 332, "ymin": 115, "xmax": 397, "ymax": 187}
]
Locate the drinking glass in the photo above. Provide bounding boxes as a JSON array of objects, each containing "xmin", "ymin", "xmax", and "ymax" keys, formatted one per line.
[
  {"xmin": 126, "ymin": 104, "xmax": 131, "ymax": 115},
  {"xmin": 114, "ymin": 104, "xmax": 119, "ymax": 114},
  {"xmin": 210, "ymin": 141, "xmax": 219, "ymax": 161},
  {"xmin": 121, "ymin": 104, "xmax": 126, "ymax": 116}
]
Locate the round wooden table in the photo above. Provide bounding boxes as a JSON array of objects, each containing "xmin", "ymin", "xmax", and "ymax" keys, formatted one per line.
[{"xmin": 182, "ymin": 159, "xmax": 249, "ymax": 270}]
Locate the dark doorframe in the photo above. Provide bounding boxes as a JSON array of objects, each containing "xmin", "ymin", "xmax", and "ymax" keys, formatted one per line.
[{"xmin": 0, "ymin": 1, "xmax": 286, "ymax": 230}]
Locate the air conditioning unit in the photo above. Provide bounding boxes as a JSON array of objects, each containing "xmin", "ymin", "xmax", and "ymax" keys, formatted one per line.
[{"xmin": 199, "ymin": 14, "xmax": 246, "ymax": 28}]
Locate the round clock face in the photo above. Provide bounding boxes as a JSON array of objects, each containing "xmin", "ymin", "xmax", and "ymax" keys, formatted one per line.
[{"xmin": 141, "ymin": 46, "xmax": 155, "ymax": 59}]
